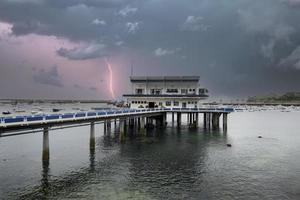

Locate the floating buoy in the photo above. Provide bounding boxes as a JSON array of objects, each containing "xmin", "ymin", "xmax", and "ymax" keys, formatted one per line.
[
  {"xmin": 258, "ymin": 136, "xmax": 262, "ymax": 138},
  {"xmin": 227, "ymin": 144, "xmax": 232, "ymax": 147}
]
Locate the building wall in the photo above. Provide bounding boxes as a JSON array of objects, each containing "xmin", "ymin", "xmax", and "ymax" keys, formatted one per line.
[
  {"xmin": 132, "ymin": 81, "xmax": 201, "ymax": 95},
  {"xmin": 127, "ymin": 97, "xmax": 205, "ymax": 109}
]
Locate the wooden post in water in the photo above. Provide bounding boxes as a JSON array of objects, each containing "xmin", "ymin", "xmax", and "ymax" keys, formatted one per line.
[
  {"xmin": 42, "ymin": 127, "xmax": 50, "ymax": 164},
  {"xmin": 195, "ymin": 113, "xmax": 199, "ymax": 127}
]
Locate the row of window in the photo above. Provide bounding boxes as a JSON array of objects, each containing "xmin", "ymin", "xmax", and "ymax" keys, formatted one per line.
[
  {"xmin": 131, "ymin": 101, "xmax": 147, "ymax": 104},
  {"xmin": 131, "ymin": 101, "xmax": 198, "ymax": 106},
  {"xmin": 136, "ymin": 88, "xmax": 198, "ymax": 94}
]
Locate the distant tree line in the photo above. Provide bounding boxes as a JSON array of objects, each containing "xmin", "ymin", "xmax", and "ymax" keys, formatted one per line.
[{"xmin": 248, "ymin": 92, "xmax": 300, "ymax": 102}]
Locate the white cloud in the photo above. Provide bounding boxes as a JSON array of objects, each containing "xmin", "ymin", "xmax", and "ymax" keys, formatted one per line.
[
  {"xmin": 182, "ymin": 15, "xmax": 210, "ymax": 31},
  {"xmin": 57, "ymin": 43, "xmax": 108, "ymax": 60},
  {"xmin": 154, "ymin": 47, "xmax": 180, "ymax": 57},
  {"xmin": 118, "ymin": 5, "xmax": 138, "ymax": 17},
  {"xmin": 92, "ymin": 19, "xmax": 106, "ymax": 25},
  {"xmin": 126, "ymin": 22, "xmax": 139, "ymax": 34}
]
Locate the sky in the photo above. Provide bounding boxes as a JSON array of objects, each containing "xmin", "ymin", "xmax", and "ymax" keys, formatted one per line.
[{"xmin": 0, "ymin": 0, "xmax": 300, "ymax": 100}]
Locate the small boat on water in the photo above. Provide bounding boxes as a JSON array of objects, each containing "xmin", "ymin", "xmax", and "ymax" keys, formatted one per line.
[
  {"xmin": 52, "ymin": 108, "xmax": 62, "ymax": 112},
  {"xmin": 2, "ymin": 111, "xmax": 11, "ymax": 115}
]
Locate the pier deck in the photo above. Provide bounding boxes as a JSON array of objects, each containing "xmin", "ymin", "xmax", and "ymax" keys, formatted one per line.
[{"xmin": 0, "ymin": 107, "xmax": 233, "ymax": 133}]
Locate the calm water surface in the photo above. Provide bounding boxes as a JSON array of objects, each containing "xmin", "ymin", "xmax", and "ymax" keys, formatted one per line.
[{"xmin": 0, "ymin": 110, "xmax": 300, "ymax": 199}]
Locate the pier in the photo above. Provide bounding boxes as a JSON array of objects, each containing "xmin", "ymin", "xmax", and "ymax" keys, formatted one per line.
[{"xmin": 0, "ymin": 107, "xmax": 233, "ymax": 164}]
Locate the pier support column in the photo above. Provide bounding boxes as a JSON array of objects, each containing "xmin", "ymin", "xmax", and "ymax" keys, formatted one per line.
[
  {"xmin": 162, "ymin": 113, "xmax": 167, "ymax": 126},
  {"xmin": 42, "ymin": 127, "xmax": 50, "ymax": 164},
  {"xmin": 207, "ymin": 113, "xmax": 212, "ymax": 129},
  {"xmin": 107, "ymin": 119, "xmax": 111, "ymax": 131},
  {"xmin": 203, "ymin": 113, "xmax": 207, "ymax": 129},
  {"xmin": 223, "ymin": 113, "xmax": 228, "ymax": 130},
  {"xmin": 140, "ymin": 117, "xmax": 146, "ymax": 136},
  {"xmin": 212, "ymin": 113, "xmax": 221, "ymax": 129},
  {"xmin": 104, "ymin": 120, "xmax": 107, "ymax": 135},
  {"xmin": 177, "ymin": 112, "xmax": 181, "ymax": 128},
  {"xmin": 119, "ymin": 120, "xmax": 126, "ymax": 143},
  {"xmin": 89, "ymin": 122, "xmax": 96, "ymax": 170},
  {"xmin": 172, "ymin": 112, "xmax": 175, "ymax": 125},
  {"xmin": 90, "ymin": 122, "xmax": 95, "ymax": 151},
  {"xmin": 195, "ymin": 113, "xmax": 199, "ymax": 127}
]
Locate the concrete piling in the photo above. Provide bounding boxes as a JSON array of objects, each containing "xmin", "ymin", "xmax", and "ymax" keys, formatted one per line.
[
  {"xmin": 177, "ymin": 112, "xmax": 181, "ymax": 127},
  {"xmin": 119, "ymin": 119, "xmax": 126, "ymax": 143},
  {"xmin": 223, "ymin": 113, "xmax": 228, "ymax": 130},
  {"xmin": 90, "ymin": 122, "xmax": 95, "ymax": 151},
  {"xmin": 172, "ymin": 112, "xmax": 175, "ymax": 125}
]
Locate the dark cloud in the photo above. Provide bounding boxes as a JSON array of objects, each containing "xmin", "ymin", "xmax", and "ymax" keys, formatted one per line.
[
  {"xmin": 89, "ymin": 86, "xmax": 97, "ymax": 91},
  {"xmin": 57, "ymin": 43, "xmax": 109, "ymax": 60},
  {"xmin": 33, "ymin": 65, "xmax": 63, "ymax": 87},
  {"xmin": 0, "ymin": 0, "xmax": 300, "ymax": 98}
]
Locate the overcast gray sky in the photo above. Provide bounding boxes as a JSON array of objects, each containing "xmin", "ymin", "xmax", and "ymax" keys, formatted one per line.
[{"xmin": 0, "ymin": 0, "xmax": 300, "ymax": 100}]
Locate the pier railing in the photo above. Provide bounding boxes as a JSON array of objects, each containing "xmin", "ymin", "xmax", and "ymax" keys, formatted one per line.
[{"xmin": 0, "ymin": 107, "xmax": 234, "ymax": 125}]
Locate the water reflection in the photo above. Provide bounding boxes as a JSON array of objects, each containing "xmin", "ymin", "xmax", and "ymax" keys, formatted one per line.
[
  {"xmin": 18, "ymin": 125, "xmax": 228, "ymax": 199},
  {"xmin": 41, "ymin": 158, "xmax": 50, "ymax": 197}
]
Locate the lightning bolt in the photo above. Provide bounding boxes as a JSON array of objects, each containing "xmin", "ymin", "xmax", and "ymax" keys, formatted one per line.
[{"xmin": 104, "ymin": 58, "xmax": 116, "ymax": 99}]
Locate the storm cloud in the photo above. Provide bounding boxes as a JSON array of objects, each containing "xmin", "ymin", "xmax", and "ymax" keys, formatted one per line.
[
  {"xmin": 33, "ymin": 65, "xmax": 63, "ymax": 87},
  {"xmin": 0, "ymin": 0, "xmax": 300, "ymax": 99}
]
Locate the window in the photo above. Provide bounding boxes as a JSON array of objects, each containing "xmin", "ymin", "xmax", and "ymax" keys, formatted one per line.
[
  {"xmin": 173, "ymin": 101, "xmax": 179, "ymax": 106},
  {"xmin": 159, "ymin": 102, "xmax": 162, "ymax": 106},
  {"xmin": 166, "ymin": 101, "xmax": 171, "ymax": 106},
  {"xmin": 150, "ymin": 89, "xmax": 161, "ymax": 95},
  {"xmin": 181, "ymin": 89, "xmax": 187, "ymax": 94},
  {"xmin": 136, "ymin": 89, "xmax": 143, "ymax": 94},
  {"xmin": 199, "ymin": 88, "xmax": 208, "ymax": 94},
  {"xmin": 166, "ymin": 89, "xmax": 178, "ymax": 93}
]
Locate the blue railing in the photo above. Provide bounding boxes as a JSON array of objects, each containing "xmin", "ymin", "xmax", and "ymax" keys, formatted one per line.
[{"xmin": 0, "ymin": 107, "xmax": 234, "ymax": 124}]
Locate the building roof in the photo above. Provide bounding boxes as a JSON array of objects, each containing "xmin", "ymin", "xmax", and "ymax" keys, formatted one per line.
[{"xmin": 130, "ymin": 76, "xmax": 200, "ymax": 82}]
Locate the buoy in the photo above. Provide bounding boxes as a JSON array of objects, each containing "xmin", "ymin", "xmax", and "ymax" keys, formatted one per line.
[
  {"xmin": 227, "ymin": 144, "xmax": 232, "ymax": 147},
  {"xmin": 258, "ymin": 136, "xmax": 262, "ymax": 138}
]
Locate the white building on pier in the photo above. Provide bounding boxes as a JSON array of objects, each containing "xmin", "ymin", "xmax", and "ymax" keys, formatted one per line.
[{"xmin": 123, "ymin": 76, "xmax": 208, "ymax": 109}]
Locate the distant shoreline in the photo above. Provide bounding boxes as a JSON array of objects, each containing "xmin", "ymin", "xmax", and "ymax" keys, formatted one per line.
[
  {"xmin": 0, "ymin": 99, "xmax": 112, "ymax": 104},
  {"xmin": 204, "ymin": 102, "xmax": 300, "ymax": 106}
]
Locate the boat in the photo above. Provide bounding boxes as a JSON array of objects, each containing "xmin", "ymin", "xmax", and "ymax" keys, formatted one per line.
[
  {"xmin": 2, "ymin": 111, "xmax": 11, "ymax": 115},
  {"xmin": 52, "ymin": 108, "xmax": 62, "ymax": 112}
]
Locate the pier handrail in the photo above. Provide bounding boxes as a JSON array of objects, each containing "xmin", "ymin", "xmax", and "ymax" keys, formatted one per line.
[{"xmin": 0, "ymin": 107, "xmax": 234, "ymax": 125}]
